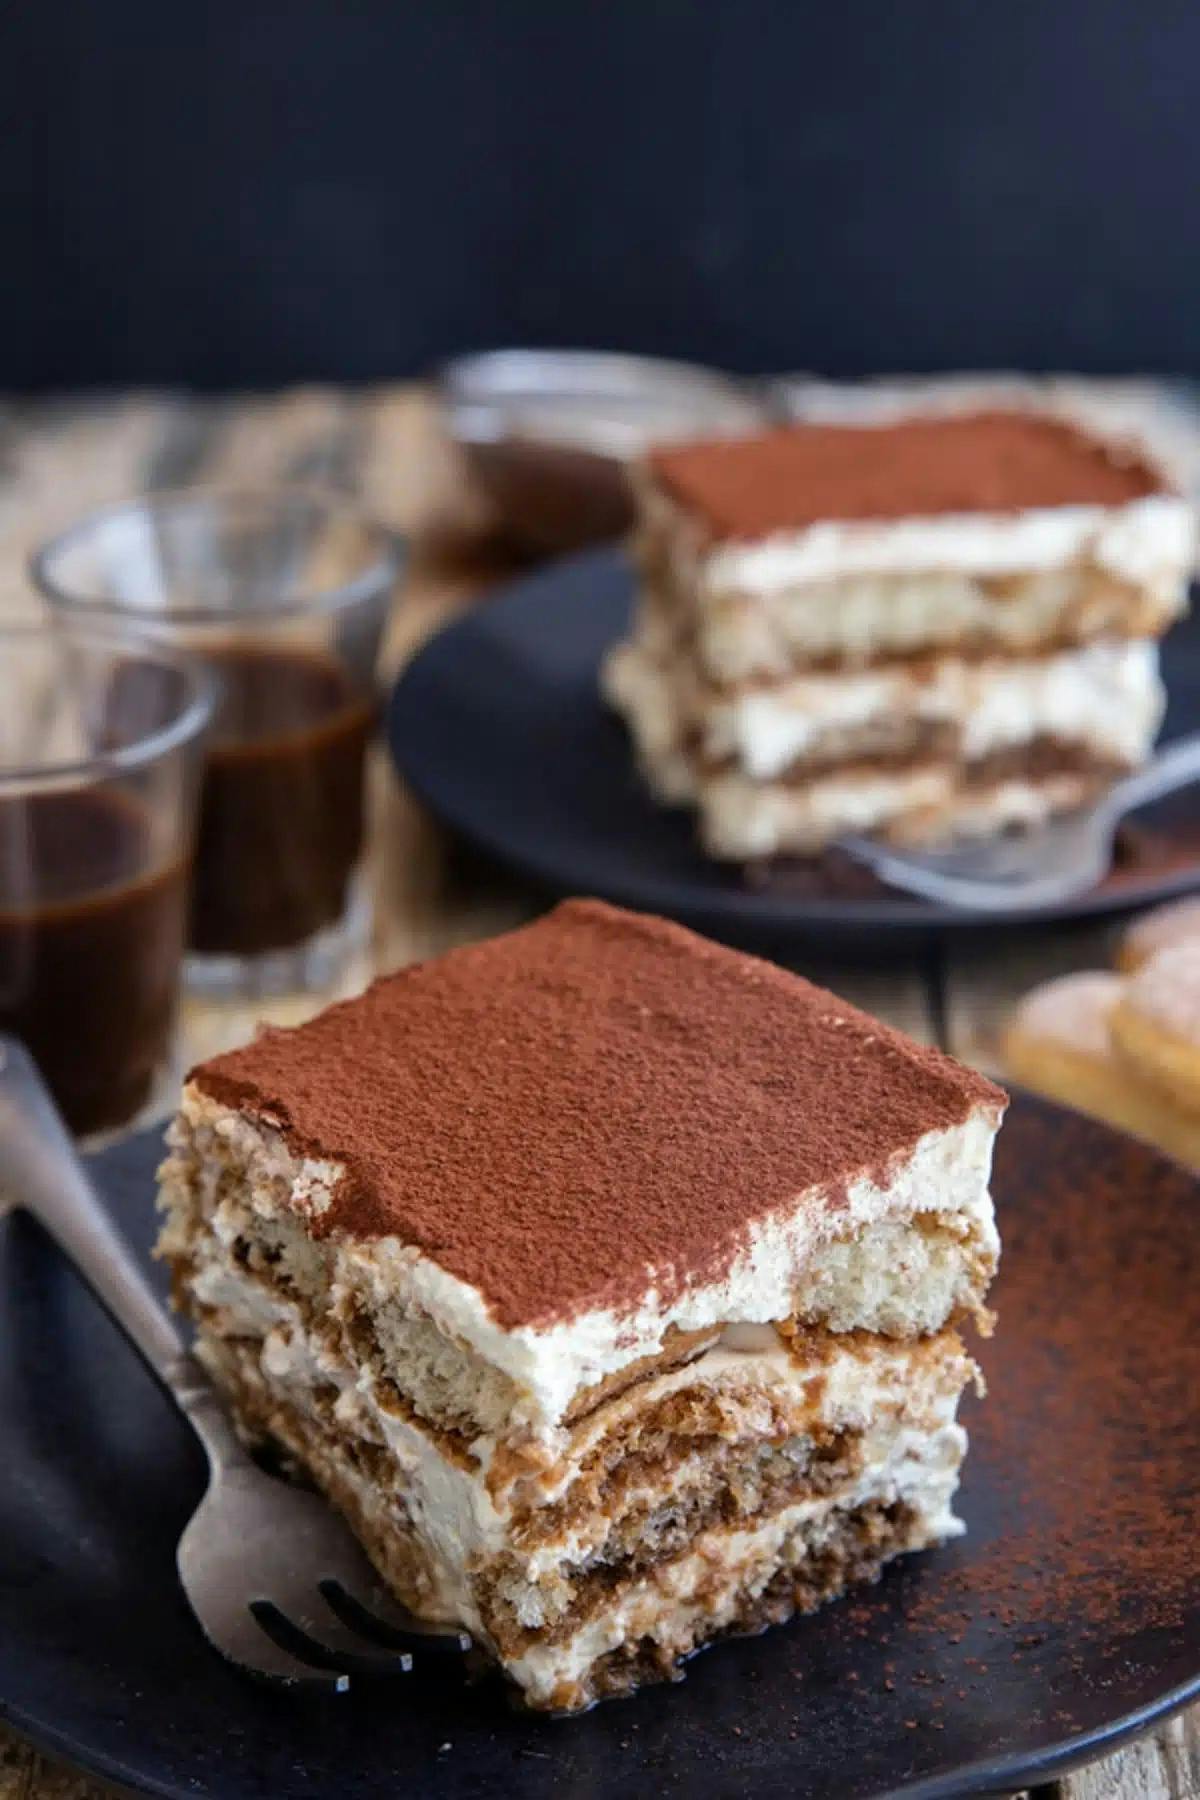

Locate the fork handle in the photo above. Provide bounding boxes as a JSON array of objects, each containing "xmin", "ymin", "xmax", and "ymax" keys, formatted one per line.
[
  {"xmin": 0, "ymin": 1036, "xmax": 241, "ymax": 1466},
  {"xmin": 1106, "ymin": 730, "xmax": 1200, "ymax": 820}
]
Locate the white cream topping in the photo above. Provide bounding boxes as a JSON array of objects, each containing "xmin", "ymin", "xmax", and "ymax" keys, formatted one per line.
[
  {"xmin": 173, "ymin": 1089, "xmax": 998, "ymax": 1436},
  {"xmin": 694, "ymin": 494, "xmax": 1195, "ymax": 594},
  {"xmin": 634, "ymin": 472, "xmax": 1194, "ymax": 680},
  {"xmin": 956, "ymin": 638, "xmax": 1162, "ymax": 762},
  {"xmin": 719, "ymin": 672, "xmax": 932, "ymax": 776},
  {"xmin": 339, "ymin": 1110, "xmax": 998, "ymax": 1428}
]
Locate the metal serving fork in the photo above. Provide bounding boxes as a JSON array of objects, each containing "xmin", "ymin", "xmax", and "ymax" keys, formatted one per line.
[
  {"xmin": 840, "ymin": 731, "xmax": 1200, "ymax": 913},
  {"xmin": 0, "ymin": 1036, "xmax": 470, "ymax": 1688}
]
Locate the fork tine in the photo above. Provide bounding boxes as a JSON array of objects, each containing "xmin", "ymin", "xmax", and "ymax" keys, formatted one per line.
[
  {"xmin": 199, "ymin": 1606, "xmax": 353, "ymax": 1689},
  {"xmin": 319, "ymin": 1577, "xmax": 473, "ymax": 1654},
  {"xmin": 838, "ymin": 825, "xmax": 1106, "ymax": 912},
  {"xmin": 250, "ymin": 1599, "xmax": 414, "ymax": 1678}
]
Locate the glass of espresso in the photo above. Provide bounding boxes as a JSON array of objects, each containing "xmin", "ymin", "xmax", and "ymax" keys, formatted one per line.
[
  {"xmin": 0, "ymin": 622, "xmax": 213, "ymax": 1139},
  {"xmin": 34, "ymin": 489, "xmax": 399, "ymax": 998}
]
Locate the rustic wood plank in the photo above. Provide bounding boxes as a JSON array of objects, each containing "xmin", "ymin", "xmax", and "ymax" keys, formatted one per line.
[
  {"xmin": 0, "ymin": 393, "xmax": 177, "ymax": 613},
  {"xmin": 182, "ymin": 385, "xmax": 360, "ymax": 491},
  {"xmin": 1052, "ymin": 1712, "xmax": 1200, "ymax": 1798},
  {"xmin": 0, "ymin": 1733, "xmax": 109, "ymax": 1799}
]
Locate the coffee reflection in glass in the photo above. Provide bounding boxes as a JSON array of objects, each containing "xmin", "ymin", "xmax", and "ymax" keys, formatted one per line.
[
  {"xmin": 0, "ymin": 624, "xmax": 212, "ymax": 1138},
  {"xmin": 34, "ymin": 490, "xmax": 399, "ymax": 999}
]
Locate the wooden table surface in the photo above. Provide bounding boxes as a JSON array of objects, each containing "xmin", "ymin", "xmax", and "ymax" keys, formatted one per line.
[{"xmin": 0, "ymin": 387, "xmax": 1196, "ymax": 1800}]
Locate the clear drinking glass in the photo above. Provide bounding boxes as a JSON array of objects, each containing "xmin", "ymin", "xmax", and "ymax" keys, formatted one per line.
[
  {"xmin": 0, "ymin": 621, "xmax": 213, "ymax": 1140},
  {"xmin": 33, "ymin": 489, "xmax": 400, "ymax": 999}
]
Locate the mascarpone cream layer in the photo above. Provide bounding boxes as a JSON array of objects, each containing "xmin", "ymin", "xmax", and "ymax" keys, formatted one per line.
[
  {"xmin": 507, "ymin": 1421, "xmax": 965, "ymax": 1703},
  {"xmin": 606, "ymin": 637, "xmax": 1163, "ymax": 782},
  {"xmin": 701, "ymin": 496, "xmax": 1194, "ymax": 591},
  {"xmin": 636, "ymin": 479, "xmax": 1193, "ymax": 678},
  {"xmin": 188, "ymin": 1250, "xmax": 971, "ymax": 1630},
  {"xmin": 169, "ymin": 1088, "xmax": 999, "ymax": 1434},
  {"xmin": 643, "ymin": 477, "xmax": 1196, "ymax": 594}
]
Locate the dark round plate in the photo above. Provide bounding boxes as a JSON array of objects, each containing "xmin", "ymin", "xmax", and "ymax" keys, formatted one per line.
[
  {"xmin": 2, "ymin": 1098, "xmax": 1199, "ymax": 1799},
  {"xmin": 387, "ymin": 549, "xmax": 1200, "ymax": 946}
]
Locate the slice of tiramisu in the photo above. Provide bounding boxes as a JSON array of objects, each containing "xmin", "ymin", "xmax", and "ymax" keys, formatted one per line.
[
  {"xmin": 605, "ymin": 409, "xmax": 1195, "ymax": 857},
  {"xmin": 158, "ymin": 899, "xmax": 1005, "ymax": 1710}
]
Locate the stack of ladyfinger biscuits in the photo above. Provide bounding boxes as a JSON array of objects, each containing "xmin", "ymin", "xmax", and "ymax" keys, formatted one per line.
[{"xmin": 1003, "ymin": 896, "xmax": 1200, "ymax": 1168}]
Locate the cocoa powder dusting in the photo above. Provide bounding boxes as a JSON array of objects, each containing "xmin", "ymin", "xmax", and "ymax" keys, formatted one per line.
[
  {"xmin": 648, "ymin": 410, "xmax": 1167, "ymax": 541},
  {"xmin": 901, "ymin": 1098, "xmax": 1200, "ymax": 1693},
  {"xmin": 190, "ymin": 898, "xmax": 1002, "ymax": 1329}
]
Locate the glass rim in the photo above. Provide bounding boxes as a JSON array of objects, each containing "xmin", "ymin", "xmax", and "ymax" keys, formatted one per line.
[
  {"xmin": 0, "ymin": 619, "xmax": 216, "ymax": 793},
  {"xmin": 30, "ymin": 483, "xmax": 402, "ymax": 628}
]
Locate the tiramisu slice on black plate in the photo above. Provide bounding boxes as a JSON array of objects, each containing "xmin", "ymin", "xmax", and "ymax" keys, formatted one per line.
[
  {"xmin": 605, "ymin": 410, "xmax": 1195, "ymax": 858},
  {"xmin": 158, "ymin": 899, "xmax": 1006, "ymax": 1711}
]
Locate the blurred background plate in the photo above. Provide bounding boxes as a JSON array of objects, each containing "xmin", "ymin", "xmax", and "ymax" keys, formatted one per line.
[{"xmin": 387, "ymin": 549, "xmax": 1200, "ymax": 949}]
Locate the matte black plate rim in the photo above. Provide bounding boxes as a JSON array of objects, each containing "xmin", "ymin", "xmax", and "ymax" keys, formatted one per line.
[{"xmin": 6, "ymin": 1661, "xmax": 1200, "ymax": 1800}]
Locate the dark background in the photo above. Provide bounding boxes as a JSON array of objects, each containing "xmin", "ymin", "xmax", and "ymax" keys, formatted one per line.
[{"xmin": 7, "ymin": 0, "xmax": 1199, "ymax": 391}]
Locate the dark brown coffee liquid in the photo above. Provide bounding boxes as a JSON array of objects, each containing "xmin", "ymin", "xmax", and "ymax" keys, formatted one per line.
[
  {"xmin": 189, "ymin": 644, "xmax": 373, "ymax": 956},
  {"xmin": 0, "ymin": 790, "xmax": 187, "ymax": 1136}
]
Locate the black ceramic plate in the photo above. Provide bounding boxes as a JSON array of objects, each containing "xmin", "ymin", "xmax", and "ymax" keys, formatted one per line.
[
  {"xmin": 2, "ymin": 1099, "xmax": 1199, "ymax": 1799},
  {"xmin": 387, "ymin": 549, "xmax": 1200, "ymax": 946}
]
